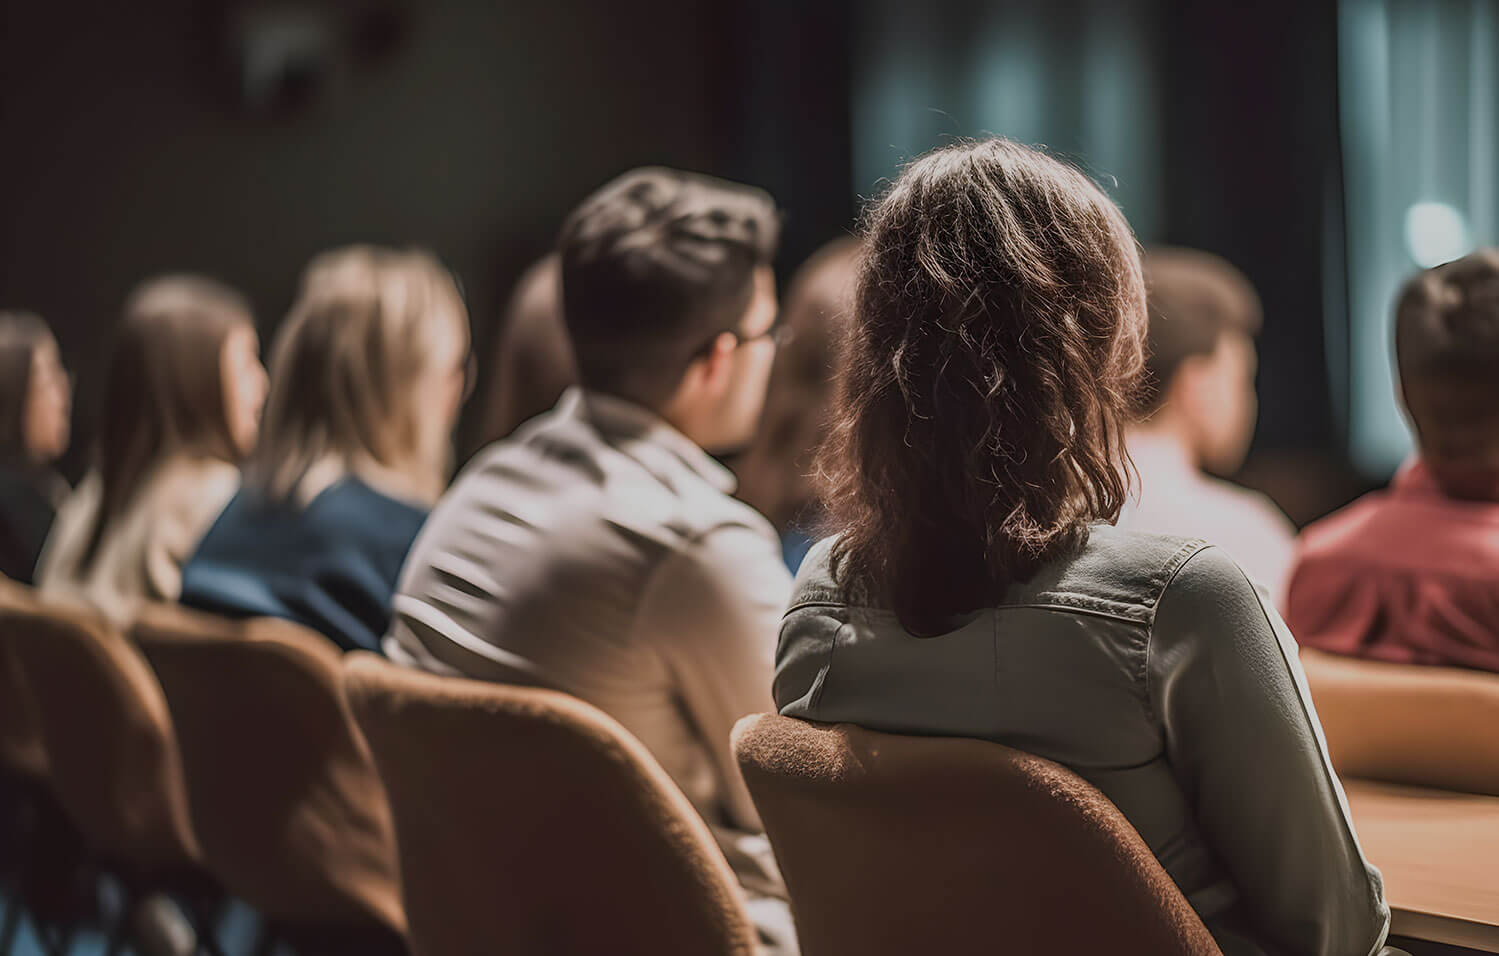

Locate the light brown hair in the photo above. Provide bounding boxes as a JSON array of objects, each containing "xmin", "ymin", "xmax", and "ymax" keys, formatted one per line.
[
  {"xmin": 84, "ymin": 276, "xmax": 253, "ymax": 567},
  {"xmin": 1137, "ymin": 247, "xmax": 1262, "ymax": 415},
  {"xmin": 248, "ymin": 245, "xmax": 469, "ymax": 504},
  {"xmin": 735, "ymin": 237, "xmax": 861, "ymax": 531},
  {"xmin": 818, "ymin": 138, "xmax": 1147, "ymax": 634}
]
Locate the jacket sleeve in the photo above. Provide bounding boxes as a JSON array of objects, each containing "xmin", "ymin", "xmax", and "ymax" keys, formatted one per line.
[{"xmin": 1149, "ymin": 544, "xmax": 1390, "ymax": 956}]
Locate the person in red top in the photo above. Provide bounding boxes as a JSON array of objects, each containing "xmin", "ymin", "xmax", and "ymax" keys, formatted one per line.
[{"xmin": 1288, "ymin": 248, "xmax": 1499, "ymax": 672}]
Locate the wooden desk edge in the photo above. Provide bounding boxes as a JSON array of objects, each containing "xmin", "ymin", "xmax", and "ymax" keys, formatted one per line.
[{"xmin": 1392, "ymin": 906, "xmax": 1499, "ymax": 953}]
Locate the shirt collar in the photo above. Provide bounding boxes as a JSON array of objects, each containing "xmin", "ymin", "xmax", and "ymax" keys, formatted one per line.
[
  {"xmin": 1391, "ymin": 457, "xmax": 1439, "ymax": 495},
  {"xmin": 1393, "ymin": 455, "xmax": 1499, "ymax": 502},
  {"xmin": 557, "ymin": 386, "xmax": 738, "ymax": 495},
  {"xmin": 1125, "ymin": 429, "xmax": 1199, "ymax": 483}
]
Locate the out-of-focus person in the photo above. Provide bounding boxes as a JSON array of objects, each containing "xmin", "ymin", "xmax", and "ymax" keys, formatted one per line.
[
  {"xmin": 37, "ymin": 278, "xmax": 265, "ymax": 623},
  {"xmin": 775, "ymin": 138, "xmax": 1391, "ymax": 956},
  {"xmin": 384, "ymin": 168, "xmax": 796, "ymax": 951},
  {"xmin": 733, "ymin": 237, "xmax": 860, "ymax": 572},
  {"xmin": 1117, "ymin": 247, "xmax": 1296, "ymax": 606},
  {"xmin": 180, "ymin": 246, "xmax": 470, "ymax": 653},
  {"xmin": 471, "ymin": 253, "xmax": 576, "ymax": 446},
  {"xmin": 1289, "ymin": 249, "xmax": 1499, "ymax": 672},
  {"xmin": 0, "ymin": 311, "xmax": 71, "ymax": 584}
]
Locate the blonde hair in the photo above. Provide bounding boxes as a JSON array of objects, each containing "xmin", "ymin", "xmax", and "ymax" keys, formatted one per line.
[{"xmin": 249, "ymin": 246, "xmax": 469, "ymax": 504}]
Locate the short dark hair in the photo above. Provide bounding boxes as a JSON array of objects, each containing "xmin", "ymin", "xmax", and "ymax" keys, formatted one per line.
[
  {"xmin": 1395, "ymin": 249, "xmax": 1499, "ymax": 485},
  {"xmin": 818, "ymin": 138, "xmax": 1147, "ymax": 635},
  {"xmin": 557, "ymin": 167, "xmax": 779, "ymax": 405},
  {"xmin": 1137, "ymin": 247, "xmax": 1262, "ymax": 414}
]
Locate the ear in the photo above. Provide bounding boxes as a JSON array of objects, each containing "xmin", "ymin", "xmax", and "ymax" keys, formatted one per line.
[{"xmin": 686, "ymin": 331, "xmax": 739, "ymax": 395}]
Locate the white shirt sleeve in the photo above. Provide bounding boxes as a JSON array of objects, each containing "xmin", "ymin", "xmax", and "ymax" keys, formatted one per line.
[{"xmin": 636, "ymin": 520, "xmax": 792, "ymax": 833}]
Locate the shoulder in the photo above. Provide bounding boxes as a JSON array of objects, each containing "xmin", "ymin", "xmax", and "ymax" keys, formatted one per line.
[
  {"xmin": 327, "ymin": 479, "xmax": 430, "ymax": 543},
  {"xmin": 1295, "ymin": 491, "xmax": 1386, "ymax": 557},
  {"xmin": 1014, "ymin": 525, "xmax": 1210, "ymax": 625},
  {"xmin": 788, "ymin": 526, "xmax": 1214, "ymax": 625}
]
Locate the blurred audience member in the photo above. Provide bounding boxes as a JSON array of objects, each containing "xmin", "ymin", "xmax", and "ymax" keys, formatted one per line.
[
  {"xmin": 1289, "ymin": 249, "xmax": 1499, "ymax": 672},
  {"xmin": 0, "ymin": 311, "xmax": 71, "ymax": 583},
  {"xmin": 181, "ymin": 246, "xmax": 470, "ymax": 653},
  {"xmin": 733, "ymin": 237, "xmax": 859, "ymax": 572},
  {"xmin": 39, "ymin": 278, "xmax": 265, "ymax": 623},
  {"xmin": 776, "ymin": 139, "xmax": 1389, "ymax": 956},
  {"xmin": 472, "ymin": 253, "xmax": 576, "ymax": 446},
  {"xmin": 385, "ymin": 168, "xmax": 794, "ymax": 944},
  {"xmin": 1118, "ymin": 247, "xmax": 1296, "ymax": 606}
]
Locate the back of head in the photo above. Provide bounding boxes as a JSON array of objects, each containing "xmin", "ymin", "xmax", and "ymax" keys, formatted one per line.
[
  {"xmin": 250, "ymin": 245, "xmax": 470, "ymax": 505},
  {"xmin": 818, "ymin": 138, "xmax": 1147, "ymax": 634},
  {"xmin": 558, "ymin": 166, "xmax": 780, "ymax": 407},
  {"xmin": 475, "ymin": 253, "xmax": 575, "ymax": 444},
  {"xmin": 0, "ymin": 311, "xmax": 57, "ymax": 461},
  {"xmin": 1137, "ymin": 247, "xmax": 1262, "ymax": 415},
  {"xmin": 735, "ymin": 237, "xmax": 862, "ymax": 530},
  {"xmin": 86, "ymin": 276, "xmax": 252, "ymax": 566},
  {"xmin": 1395, "ymin": 249, "xmax": 1499, "ymax": 498}
]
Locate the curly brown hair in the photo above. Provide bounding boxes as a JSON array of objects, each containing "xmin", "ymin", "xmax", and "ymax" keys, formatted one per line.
[{"xmin": 818, "ymin": 138, "xmax": 1148, "ymax": 633}]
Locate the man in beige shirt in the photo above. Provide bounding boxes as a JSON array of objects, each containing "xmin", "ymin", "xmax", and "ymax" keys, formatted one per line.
[{"xmin": 385, "ymin": 168, "xmax": 794, "ymax": 947}]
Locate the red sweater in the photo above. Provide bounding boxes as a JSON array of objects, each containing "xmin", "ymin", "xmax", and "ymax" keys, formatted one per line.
[{"xmin": 1288, "ymin": 459, "xmax": 1499, "ymax": 672}]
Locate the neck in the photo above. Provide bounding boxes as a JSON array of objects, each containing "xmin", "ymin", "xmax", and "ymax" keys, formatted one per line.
[{"xmin": 1128, "ymin": 413, "xmax": 1200, "ymax": 470}]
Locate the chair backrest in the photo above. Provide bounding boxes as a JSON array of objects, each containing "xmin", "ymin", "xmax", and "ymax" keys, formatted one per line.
[
  {"xmin": 342, "ymin": 651, "xmax": 759, "ymax": 956},
  {"xmin": 130, "ymin": 603, "xmax": 404, "ymax": 934},
  {"xmin": 1300, "ymin": 648, "xmax": 1499, "ymax": 796},
  {"xmin": 732, "ymin": 715, "xmax": 1222, "ymax": 956},
  {"xmin": 0, "ymin": 577, "xmax": 48, "ymax": 779},
  {"xmin": 0, "ymin": 590, "xmax": 198, "ymax": 869}
]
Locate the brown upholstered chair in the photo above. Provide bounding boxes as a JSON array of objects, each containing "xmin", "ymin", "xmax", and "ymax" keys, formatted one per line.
[
  {"xmin": 0, "ymin": 579, "xmax": 47, "ymax": 781},
  {"xmin": 0, "ymin": 589, "xmax": 223, "ymax": 955},
  {"xmin": 1300, "ymin": 648, "xmax": 1499, "ymax": 796},
  {"xmin": 130, "ymin": 604, "xmax": 405, "ymax": 950},
  {"xmin": 732, "ymin": 714, "xmax": 1222, "ymax": 956},
  {"xmin": 341, "ymin": 651, "xmax": 760, "ymax": 956},
  {"xmin": 0, "ymin": 593, "xmax": 199, "ymax": 872}
]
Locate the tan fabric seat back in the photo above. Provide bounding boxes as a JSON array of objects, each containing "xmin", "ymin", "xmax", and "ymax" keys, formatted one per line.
[
  {"xmin": 1300, "ymin": 648, "xmax": 1499, "ymax": 796},
  {"xmin": 0, "ymin": 579, "xmax": 47, "ymax": 778},
  {"xmin": 732, "ymin": 714, "xmax": 1221, "ymax": 956},
  {"xmin": 342, "ymin": 652, "xmax": 759, "ymax": 956},
  {"xmin": 0, "ymin": 592, "xmax": 197, "ymax": 868},
  {"xmin": 130, "ymin": 604, "xmax": 403, "ymax": 933}
]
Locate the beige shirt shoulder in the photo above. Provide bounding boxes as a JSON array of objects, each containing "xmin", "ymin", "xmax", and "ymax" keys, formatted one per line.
[{"xmin": 37, "ymin": 455, "xmax": 241, "ymax": 625}]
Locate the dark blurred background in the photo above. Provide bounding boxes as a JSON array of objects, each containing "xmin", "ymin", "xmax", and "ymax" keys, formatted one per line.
[{"xmin": 3, "ymin": 0, "xmax": 1487, "ymax": 524}]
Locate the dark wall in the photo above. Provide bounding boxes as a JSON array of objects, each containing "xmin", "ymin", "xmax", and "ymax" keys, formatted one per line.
[
  {"xmin": 0, "ymin": 0, "xmax": 854, "ymax": 469},
  {"xmin": 1, "ymin": 0, "xmax": 1355, "ymax": 509}
]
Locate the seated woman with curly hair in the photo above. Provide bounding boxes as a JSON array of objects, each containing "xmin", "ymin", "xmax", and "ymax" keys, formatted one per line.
[{"xmin": 774, "ymin": 138, "xmax": 1392, "ymax": 956}]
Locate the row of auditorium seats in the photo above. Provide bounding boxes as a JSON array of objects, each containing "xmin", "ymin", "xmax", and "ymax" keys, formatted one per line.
[{"xmin": 3, "ymin": 575, "xmax": 1497, "ymax": 955}]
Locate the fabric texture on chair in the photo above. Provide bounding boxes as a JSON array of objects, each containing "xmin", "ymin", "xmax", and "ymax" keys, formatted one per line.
[
  {"xmin": 1300, "ymin": 648, "xmax": 1499, "ymax": 796},
  {"xmin": 130, "ymin": 603, "xmax": 404, "ymax": 936},
  {"xmin": 0, "ymin": 588, "xmax": 199, "ymax": 870},
  {"xmin": 341, "ymin": 651, "xmax": 759, "ymax": 956},
  {"xmin": 0, "ymin": 579, "xmax": 47, "ymax": 780},
  {"xmin": 732, "ymin": 714, "xmax": 1222, "ymax": 956}
]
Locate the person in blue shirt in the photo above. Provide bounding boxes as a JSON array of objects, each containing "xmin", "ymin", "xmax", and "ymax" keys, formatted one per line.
[{"xmin": 182, "ymin": 245, "xmax": 471, "ymax": 652}]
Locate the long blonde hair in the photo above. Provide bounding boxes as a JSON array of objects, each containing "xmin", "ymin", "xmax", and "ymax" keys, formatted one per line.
[{"xmin": 248, "ymin": 246, "xmax": 469, "ymax": 505}]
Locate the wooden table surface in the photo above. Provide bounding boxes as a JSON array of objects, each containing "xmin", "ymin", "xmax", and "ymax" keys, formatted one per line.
[{"xmin": 1344, "ymin": 780, "xmax": 1499, "ymax": 953}]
